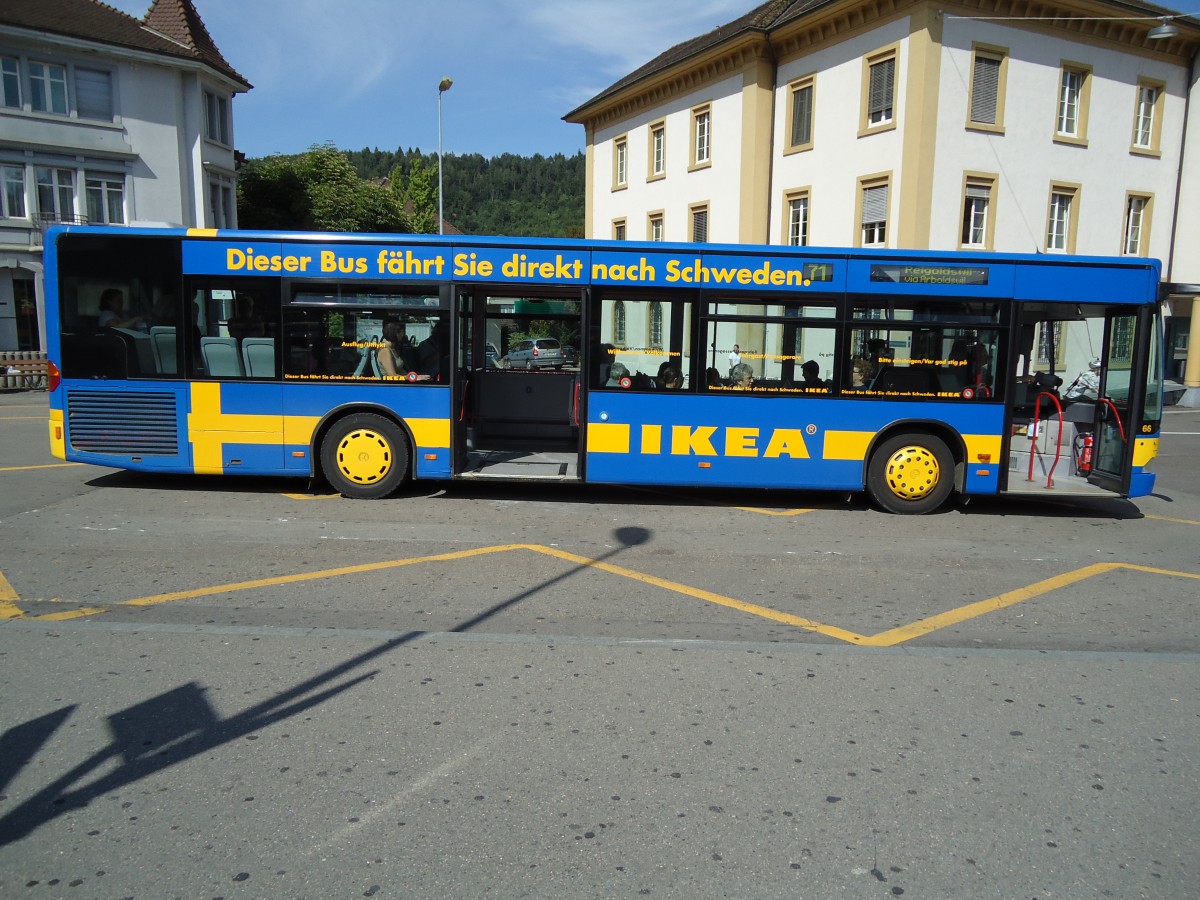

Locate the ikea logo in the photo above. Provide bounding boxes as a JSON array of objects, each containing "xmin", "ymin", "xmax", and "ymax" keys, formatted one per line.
[{"xmin": 590, "ymin": 423, "xmax": 810, "ymax": 458}]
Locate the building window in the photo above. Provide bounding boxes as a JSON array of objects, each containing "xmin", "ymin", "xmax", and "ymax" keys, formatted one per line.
[
  {"xmin": 649, "ymin": 121, "xmax": 665, "ymax": 179},
  {"xmin": 1132, "ymin": 81, "xmax": 1163, "ymax": 153},
  {"xmin": 1055, "ymin": 63, "xmax": 1091, "ymax": 143},
  {"xmin": 649, "ymin": 301, "xmax": 663, "ymax": 349},
  {"xmin": 209, "ymin": 178, "xmax": 235, "ymax": 228},
  {"xmin": 613, "ymin": 219, "xmax": 626, "ymax": 241},
  {"xmin": 1046, "ymin": 184, "xmax": 1078, "ymax": 253},
  {"xmin": 86, "ymin": 174, "xmax": 125, "ymax": 224},
  {"xmin": 1123, "ymin": 193, "xmax": 1152, "ymax": 256},
  {"xmin": 648, "ymin": 212, "xmax": 664, "ymax": 241},
  {"xmin": 613, "ymin": 136, "xmax": 628, "ymax": 188},
  {"xmin": 1, "ymin": 164, "xmax": 27, "ymax": 218},
  {"xmin": 691, "ymin": 204, "xmax": 709, "ymax": 243},
  {"xmin": 786, "ymin": 191, "xmax": 810, "ymax": 246},
  {"xmin": 787, "ymin": 76, "xmax": 815, "ymax": 151},
  {"xmin": 30, "ymin": 61, "xmax": 68, "ymax": 115},
  {"xmin": 858, "ymin": 178, "xmax": 890, "ymax": 247},
  {"xmin": 1037, "ymin": 321, "xmax": 1063, "ymax": 366},
  {"xmin": 862, "ymin": 48, "xmax": 897, "ymax": 131},
  {"xmin": 960, "ymin": 177, "xmax": 994, "ymax": 249},
  {"xmin": 2, "ymin": 57, "xmax": 20, "ymax": 108},
  {"xmin": 968, "ymin": 47, "xmax": 1006, "ymax": 129},
  {"xmin": 613, "ymin": 300, "xmax": 626, "ymax": 346},
  {"xmin": 75, "ymin": 68, "xmax": 113, "ymax": 120},
  {"xmin": 691, "ymin": 106, "xmax": 711, "ymax": 168},
  {"xmin": 36, "ymin": 167, "xmax": 75, "ymax": 222},
  {"xmin": 205, "ymin": 90, "xmax": 230, "ymax": 145}
]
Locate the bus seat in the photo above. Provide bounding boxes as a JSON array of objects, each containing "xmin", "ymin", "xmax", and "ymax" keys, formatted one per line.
[
  {"xmin": 150, "ymin": 326, "xmax": 177, "ymax": 374},
  {"xmin": 200, "ymin": 336, "xmax": 244, "ymax": 377},
  {"xmin": 242, "ymin": 338, "xmax": 276, "ymax": 378},
  {"xmin": 870, "ymin": 365, "xmax": 940, "ymax": 393},
  {"xmin": 113, "ymin": 327, "xmax": 155, "ymax": 375}
]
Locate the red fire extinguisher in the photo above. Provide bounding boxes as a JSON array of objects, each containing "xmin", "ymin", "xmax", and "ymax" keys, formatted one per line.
[{"xmin": 1075, "ymin": 432, "xmax": 1093, "ymax": 476}]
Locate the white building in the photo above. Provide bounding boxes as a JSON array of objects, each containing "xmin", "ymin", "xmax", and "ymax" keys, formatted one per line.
[
  {"xmin": 565, "ymin": 1, "xmax": 1200, "ymax": 403},
  {"xmin": 0, "ymin": 0, "xmax": 249, "ymax": 352}
]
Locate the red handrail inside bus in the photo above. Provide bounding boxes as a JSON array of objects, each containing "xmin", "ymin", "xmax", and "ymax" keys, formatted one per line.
[
  {"xmin": 1098, "ymin": 397, "xmax": 1126, "ymax": 442},
  {"xmin": 1028, "ymin": 391, "xmax": 1065, "ymax": 487}
]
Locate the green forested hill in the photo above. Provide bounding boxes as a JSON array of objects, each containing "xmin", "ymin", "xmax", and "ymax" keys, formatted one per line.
[{"xmin": 345, "ymin": 147, "xmax": 585, "ymax": 238}]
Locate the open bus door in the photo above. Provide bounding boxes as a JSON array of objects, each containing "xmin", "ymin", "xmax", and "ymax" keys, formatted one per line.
[
  {"xmin": 453, "ymin": 285, "xmax": 585, "ymax": 481},
  {"xmin": 1086, "ymin": 308, "xmax": 1152, "ymax": 496}
]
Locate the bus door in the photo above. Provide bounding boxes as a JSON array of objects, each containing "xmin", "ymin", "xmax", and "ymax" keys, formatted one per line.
[
  {"xmin": 1087, "ymin": 308, "xmax": 1151, "ymax": 495},
  {"xmin": 453, "ymin": 286, "xmax": 584, "ymax": 480}
]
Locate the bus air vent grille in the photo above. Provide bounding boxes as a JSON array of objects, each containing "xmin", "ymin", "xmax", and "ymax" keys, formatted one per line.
[{"xmin": 67, "ymin": 390, "xmax": 179, "ymax": 455}]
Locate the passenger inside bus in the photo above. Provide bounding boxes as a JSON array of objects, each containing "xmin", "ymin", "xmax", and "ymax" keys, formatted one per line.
[
  {"xmin": 606, "ymin": 362, "xmax": 629, "ymax": 386},
  {"xmin": 800, "ymin": 359, "xmax": 828, "ymax": 390},
  {"xmin": 377, "ymin": 320, "xmax": 410, "ymax": 377},
  {"xmin": 730, "ymin": 363, "xmax": 754, "ymax": 389}
]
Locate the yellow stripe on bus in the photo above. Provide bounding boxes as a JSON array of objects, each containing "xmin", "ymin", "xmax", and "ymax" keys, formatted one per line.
[
  {"xmin": 963, "ymin": 434, "xmax": 1003, "ymax": 462},
  {"xmin": 587, "ymin": 422, "xmax": 631, "ymax": 454},
  {"xmin": 822, "ymin": 430, "xmax": 872, "ymax": 460},
  {"xmin": 1133, "ymin": 437, "xmax": 1159, "ymax": 467},
  {"xmin": 49, "ymin": 407, "xmax": 65, "ymax": 460}
]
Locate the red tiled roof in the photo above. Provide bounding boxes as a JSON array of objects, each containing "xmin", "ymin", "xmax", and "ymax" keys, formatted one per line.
[{"xmin": 0, "ymin": 0, "xmax": 250, "ymax": 89}]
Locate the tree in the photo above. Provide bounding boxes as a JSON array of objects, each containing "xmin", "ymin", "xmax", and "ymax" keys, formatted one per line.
[
  {"xmin": 238, "ymin": 144, "xmax": 409, "ymax": 233},
  {"xmin": 389, "ymin": 156, "xmax": 437, "ymax": 234}
]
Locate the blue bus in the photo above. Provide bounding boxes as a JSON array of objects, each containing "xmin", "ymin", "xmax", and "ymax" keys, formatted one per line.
[{"xmin": 43, "ymin": 226, "xmax": 1163, "ymax": 514}]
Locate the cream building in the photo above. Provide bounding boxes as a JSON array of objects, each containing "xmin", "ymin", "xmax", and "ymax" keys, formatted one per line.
[
  {"xmin": 565, "ymin": 0, "xmax": 1200, "ymax": 405},
  {"xmin": 0, "ymin": 0, "xmax": 249, "ymax": 353}
]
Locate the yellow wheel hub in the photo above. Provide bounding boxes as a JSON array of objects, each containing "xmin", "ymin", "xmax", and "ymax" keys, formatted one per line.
[
  {"xmin": 335, "ymin": 428, "xmax": 393, "ymax": 485},
  {"xmin": 883, "ymin": 444, "xmax": 940, "ymax": 501}
]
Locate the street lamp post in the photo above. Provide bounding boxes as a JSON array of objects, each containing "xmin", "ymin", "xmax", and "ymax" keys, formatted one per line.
[{"xmin": 437, "ymin": 77, "xmax": 452, "ymax": 234}]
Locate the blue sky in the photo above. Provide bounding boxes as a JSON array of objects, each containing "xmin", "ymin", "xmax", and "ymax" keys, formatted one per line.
[{"xmin": 105, "ymin": 0, "xmax": 750, "ymax": 159}]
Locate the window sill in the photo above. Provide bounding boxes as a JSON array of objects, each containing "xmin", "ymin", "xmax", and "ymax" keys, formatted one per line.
[
  {"xmin": 782, "ymin": 143, "xmax": 814, "ymax": 156},
  {"xmin": 1129, "ymin": 146, "xmax": 1162, "ymax": 159},
  {"xmin": 857, "ymin": 120, "xmax": 897, "ymax": 139},
  {"xmin": 965, "ymin": 122, "xmax": 1005, "ymax": 136},
  {"xmin": 687, "ymin": 160, "xmax": 712, "ymax": 173},
  {"xmin": 1052, "ymin": 134, "xmax": 1088, "ymax": 148}
]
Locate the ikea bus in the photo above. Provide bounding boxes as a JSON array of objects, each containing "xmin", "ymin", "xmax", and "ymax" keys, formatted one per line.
[{"xmin": 42, "ymin": 226, "xmax": 1164, "ymax": 514}]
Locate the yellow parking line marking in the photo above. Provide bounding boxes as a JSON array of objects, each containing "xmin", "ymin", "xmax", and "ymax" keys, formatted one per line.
[
  {"xmin": 5, "ymin": 552, "xmax": 1198, "ymax": 647},
  {"xmin": 282, "ymin": 492, "xmax": 339, "ymax": 500},
  {"xmin": 120, "ymin": 545, "xmax": 517, "ymax": 607},
  {"xmin": 1145, "ymin": 514, "xmax": 1200, "ymax": 526},
  {"xmin": 734, "ymin": 506, "xmax": 815, "ymax": 517},
  {"xmin": 529, "ymin": 545, "xmax": 863, "ymax": 642},
  {"xmin": 860, "ymin": 562, "xmax": 1200, "ymax": 647},
  {"xmin": 0, "ymin": 462, "xmax": 84, "ymax": 472}
]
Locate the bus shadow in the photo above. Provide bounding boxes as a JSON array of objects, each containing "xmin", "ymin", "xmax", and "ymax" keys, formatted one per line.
[
  {"xmin": 0, "ymin": 526, "xmax": 652, "ymax": 847},
  {"xmin": 83, "ymin": 470, "xmax": 1145, "ymax": 519}
]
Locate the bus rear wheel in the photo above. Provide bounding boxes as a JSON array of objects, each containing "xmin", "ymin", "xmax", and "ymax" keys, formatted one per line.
[
  {"xmin": 320, "ymin": 413, "xmax": 409, "ymax": 499},
  {"xmin": 866, "ymin": 433, "xmax": 954, "ymax": 515}
]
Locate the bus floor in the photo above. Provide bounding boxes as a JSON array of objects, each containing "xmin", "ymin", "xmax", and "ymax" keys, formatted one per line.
[{"xmin": 460, "ymin": 448, "xmax": 579, "ymax": 480}]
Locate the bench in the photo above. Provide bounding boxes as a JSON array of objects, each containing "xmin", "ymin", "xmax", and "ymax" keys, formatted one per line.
[{"xmin": 1, "ymin": 357, "xmax": 50, "ymax": 391}]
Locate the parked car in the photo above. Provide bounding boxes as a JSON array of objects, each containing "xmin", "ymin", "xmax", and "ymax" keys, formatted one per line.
[
  {"xmin": 561, "ymin": 345, "xmax": 580, "ymax": 366},
  {"xmin": 506, "ymin": 337, "xmax": 564, "ymax": 369}
]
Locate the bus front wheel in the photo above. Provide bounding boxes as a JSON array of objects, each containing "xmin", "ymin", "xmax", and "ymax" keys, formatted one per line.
[
  {"xmin": 320, "ymin": 413, "xmax": 409, "ymax": 499},
  {"xmin": 866, "ymin": 433, "xmax": 954, "ymax": 515}
]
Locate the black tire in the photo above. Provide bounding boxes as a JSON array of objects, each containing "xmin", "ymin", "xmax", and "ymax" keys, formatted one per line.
[
  {"xmin": 319, "ymin": 413, "xmax": 409, "ymax": 499},
  {"xmin": 866, "ymin": 433, "xmax": 955, "ymax": 514},
  {"xmin": 525, "ymin": 359, "xmax": 534, "ymax": 370}
]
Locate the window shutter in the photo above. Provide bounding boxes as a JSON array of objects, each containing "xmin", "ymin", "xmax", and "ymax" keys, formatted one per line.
[
  {"xmin": 965, "ymin": 183, "xmax": 990, "ymax": 200},
  {"xmin": 862, "ymin": 184, "xmax": 889, "ymax": 222},
  {"xmin": 791, "ymin": 85, "xmax": 812, "ymax": 145},
  {"xmin": 76, "ymin": 68, "xmax": 112, "ymax": 120},
  {"xmin": 970, "ymin": 57, "xmax": 999, "ymax": 124},
  {"xmin": 693, "ymin": 209, "xmax": 708, "ymax": 243},
  {"xmin": 869, "ymin": 59, "xmax": 894, "ymax": 118}
]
